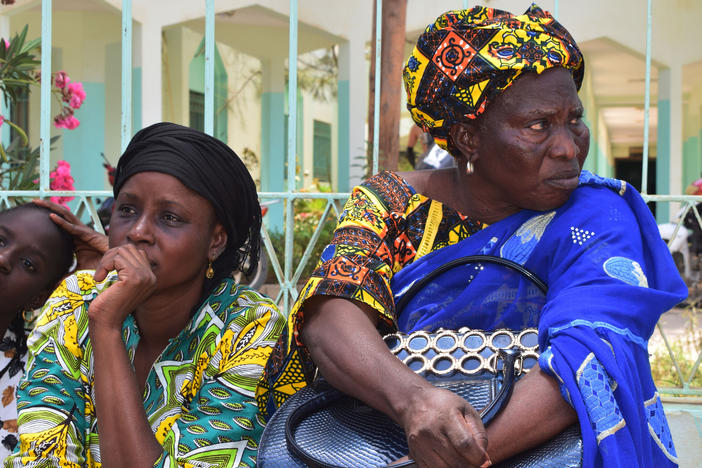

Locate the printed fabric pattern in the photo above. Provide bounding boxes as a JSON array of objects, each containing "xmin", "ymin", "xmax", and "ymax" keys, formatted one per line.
[
  {"xmin": 5, "ymin": 271, "xmax": 286, "ymax": 468},
  {"xmin": 256, "ymin": 171, "xmax": 483, "ymax": 419},
  {"xmin": 0, "ymin": 327, "xmax": 27, "ymax": 463},
  {"xmin": 404, "ymin": 4, "xmax": 584, "ymax": 151}
]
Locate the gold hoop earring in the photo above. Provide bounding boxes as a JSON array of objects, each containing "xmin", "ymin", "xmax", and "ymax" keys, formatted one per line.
[
  {"xmin": 466, "ymin": 160, "xmax": 474, "ymax": 175},
  {"xmin": 206, "ymin": 261, "xmax": 215, "ymax": 279}
]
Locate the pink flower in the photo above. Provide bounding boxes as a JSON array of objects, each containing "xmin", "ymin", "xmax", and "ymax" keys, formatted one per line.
[
  {"xmin": 53, "ymin": 71, "xmax": 69, "ymax": 89},
  {"xmin": 49, "ymin": 195, "xmax": 74, "ymax": 207},
  {"xmin": 2, "ymin": 39, "xmax": 9, "ymax": 50},
  {"xmin": 48, "ymin": 160, "xmax": 75, "ymax": 207},
  {"xmin": 54, "ymin": 114, "xmax": 80, "ymax": 130},
  {"xmin": 54, "ymin": 160, "xmax": 71, "ymax": 177},
  {"xmin": 67, "ymin": 81, "xmax": 85, "ymax": 109},
  {"xmin": 0, "ymin": 115, "xmax": 4, "ymax": 127}
]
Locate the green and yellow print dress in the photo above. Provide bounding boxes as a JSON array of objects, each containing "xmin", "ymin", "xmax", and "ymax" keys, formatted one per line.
[{"xmin": 5, "ymin": 270, "xmax": 286, "ymax": 468}]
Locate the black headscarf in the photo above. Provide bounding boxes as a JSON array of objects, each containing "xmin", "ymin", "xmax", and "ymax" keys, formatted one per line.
[{"xmin": 113, "ymin": 122, "xmax": 261, "ymax": 288}]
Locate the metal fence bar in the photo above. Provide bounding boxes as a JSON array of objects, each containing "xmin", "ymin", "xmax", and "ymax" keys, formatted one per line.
[
  {"xmin": 2, "ymin": 0, "xmax": 698, "ymax": 398},
  {"xmin": 641, "ymin": 0, "xmax": 653, "ymax": 194},
  {"xmin": 121, "ymin": 0, "xmax": 132, "ymax": 152},
  {"xmin": 39, "ymin": 0, "xmax": 52, "ymax": 192},
  {"xmin": 372, "ymin": 0, "xmax": 381, "ymax": 175},
  {"xmin": 204, "ymin": 0, "xmax": 215, "ymax": 136},
  {"xmin": 282, "ymin": 0, "xmax": 299, "ymax": 312}
]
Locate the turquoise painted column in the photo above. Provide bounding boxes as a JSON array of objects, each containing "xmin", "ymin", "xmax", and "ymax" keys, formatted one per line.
[
  {"xmin": 682, "ymin": 103, "xmax": 701, "ymax": 188},
  {"xmin": 657, "ymin": 67, "xmax": 684, "ymax": 222},
  {"xmin": 338, "ymin": 34, "xmax": 367, "ymax": 188},
  {"xmin": 657, "ymin": 92, "xmax": 671, "ymax": 221},
  {"xmin": 582, "ymin": 113, "xmax": 596, "ymax": 174},
  {"xmin": 132, "ymin": 67, "xmax": 142, "ymax": 132},
  {"xmin": 260, "ymin": 58, "xmax": 285, "ymax": 232},
  {"xmin": 62, "ymin": 82, "xmax": 106, "ymax": 189},
  {"xmin": 336, "ymin": 41, "xmax": 350, "ymax": 192},
  {"xmin": 336, "ymin": 79, "xmax": 350, "ymax": 192}
]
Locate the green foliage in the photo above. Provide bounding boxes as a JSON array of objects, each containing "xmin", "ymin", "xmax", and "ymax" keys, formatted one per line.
[
  {"xmin": 296, "ymin": 47, "xmax": 339, "ymax": 102},
  {"xmin": 268, "ymin": 188, "xmax": 338, "ymax": 284},
  {"xmin": 0, "ymin": 25, "xmax": 40, "ymax": 106},
  {"xmin": 0, "ymin": 135, "xmax": 59, "ymax": 191},
  {"xmin": 0, "ymin": 25, "xmax": 46, "ymax": 189},
  {"xmin": 650, "ymin": 305, "xmax": 702, "ymax": 391}
]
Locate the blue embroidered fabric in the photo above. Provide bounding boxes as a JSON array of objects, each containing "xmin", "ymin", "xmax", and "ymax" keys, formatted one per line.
[{"xmin": 391, "ymin": 171, "xmax": 687, "ymax": 467}]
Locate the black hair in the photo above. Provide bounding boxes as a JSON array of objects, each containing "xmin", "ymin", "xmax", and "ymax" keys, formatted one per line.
[
  {"xmin": 0, "ymin": 203, "xmax": 75, "ymax": 378},
  {"xmin": 112, "ymin": 122, "xmax": 262, "ymax": 296},
  {"xmin": 1, "ymin": 203, "xmax": 74, "ymax": 290}
]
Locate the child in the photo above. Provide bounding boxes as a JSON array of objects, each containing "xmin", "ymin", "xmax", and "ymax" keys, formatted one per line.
[{"xmin": 0, "ymin": 204, "xmax": 73, "ymax": 460}]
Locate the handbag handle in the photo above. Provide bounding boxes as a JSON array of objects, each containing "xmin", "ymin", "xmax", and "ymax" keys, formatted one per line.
[
  {"xmin": 285, "ymin": 348, "xmax": 519, "ymax": 468},
  {"xmin": 395, "ymin": 255, "xmax": 548, "ymax": 313}
]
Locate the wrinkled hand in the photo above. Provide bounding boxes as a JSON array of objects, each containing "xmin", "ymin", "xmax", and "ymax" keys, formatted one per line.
[
  {"xmin": 89, "ymin": 245, "xmax": 156, "ymax": 330},
  {"xmin": 399, "ymin": 385, "xmax": 491, "ymax": 468},
  {"xmin": 33, "ymin": 199, "xmax": 109, "ymax": 270}
]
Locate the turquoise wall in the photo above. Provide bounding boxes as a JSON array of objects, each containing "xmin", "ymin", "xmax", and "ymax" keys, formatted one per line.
[
  {"xmin": 62, "ymin": 81, "xmax": 104, "ymax": 190},
  {"xmin": 337, "ymin": 79, "xmax": 350, "ymax": 192},
  {"xmin": 597, "ymin": 139, "xmax": 613, "ymax": 178},
  {"xmin": 132, "ymin": 67, "xmax": 142, "ymax": 133},
  {"xmin": 0, "ymin": 99, "xmax": 9, "ymax": 145},
  {"xmin": 683, "ymin": 133, "xmax": 701, "ymax": 188},
  {"xmin": 582, "ymin": 114, "xmax": 597, "ymax": 174},
  {"xmin": 657, "ymin": 99, "xmax": 671, "ymax": 222},
  {"xmin": 189, "ymin": 41, "xmax": 228, "ymax": 142}
]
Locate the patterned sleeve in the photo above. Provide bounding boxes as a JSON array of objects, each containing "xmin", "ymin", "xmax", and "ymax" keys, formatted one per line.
[
  {"xmin": 293, "ymin": 171, "xmax": 421, "ymax": 331},
  {"xmin": 256, "ymin": 172, "xmax": 420, "ymax": 418},
  {"xmin": 5, "ymin": 272, "xmax": 104, "ymax": 467},
  {"xmin": 154, "ymin": 291, "xmax": 286, "ymax": 468}
]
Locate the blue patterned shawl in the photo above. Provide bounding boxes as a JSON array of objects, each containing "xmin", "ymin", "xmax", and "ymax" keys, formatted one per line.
[{"xmin": 391, "ymin": 171, "xmax": 687, "ymax": 467}]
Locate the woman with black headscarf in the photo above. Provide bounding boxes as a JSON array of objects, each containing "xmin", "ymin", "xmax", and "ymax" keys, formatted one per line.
[{"xmin": 6, "ymin": 123, "xmax": 286, "ymax": 468}]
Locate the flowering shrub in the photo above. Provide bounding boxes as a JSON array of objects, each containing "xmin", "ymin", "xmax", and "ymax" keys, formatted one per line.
[
  {"xmin": 52, "ymin": 72, "xmax": 85, "ymax": 129},
  {"xmin": 48, "ymin": 161, "xmax": 75, "ymax": 206},
  {"xmin": 0, "ymin": 25, "xmax": 84, "ymax": 190}
]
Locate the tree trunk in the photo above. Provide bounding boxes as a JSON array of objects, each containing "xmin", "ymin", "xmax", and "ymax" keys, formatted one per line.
[
  {"xmin": 368, "ymin": 0, "xmax": 408, "ymax": 174},
  {"xmin": 379, "ymin": 0, "xmax": 407, "ymax": 172}
]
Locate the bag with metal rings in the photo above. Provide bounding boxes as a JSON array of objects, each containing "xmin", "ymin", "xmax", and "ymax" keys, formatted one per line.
[{"xmin": 257, "ymin": 256, "xmax": 583, "ymax": 468}]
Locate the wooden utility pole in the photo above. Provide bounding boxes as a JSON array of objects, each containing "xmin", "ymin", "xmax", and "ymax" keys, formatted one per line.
[{"xmin": 367, "ymin": 0, "xmax": 407, "ymax": 174}]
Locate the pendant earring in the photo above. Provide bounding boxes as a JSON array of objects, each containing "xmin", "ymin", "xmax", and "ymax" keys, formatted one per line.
[
  {"xmin": 466, "ymin": 160, "xmax": 474, "ymax": 175},
  {"xmin": 206, "ymin": 261, "xmax": 215, "ymax": 279}
]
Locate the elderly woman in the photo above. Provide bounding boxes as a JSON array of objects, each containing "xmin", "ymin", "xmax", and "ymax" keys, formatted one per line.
[
  {"xmin": 6, "ymin": 123, "xmax": 286, "ymax": 468},
  {"xmin": 257, "ymin": 6, "xmax": 686, "ymax": 468}
]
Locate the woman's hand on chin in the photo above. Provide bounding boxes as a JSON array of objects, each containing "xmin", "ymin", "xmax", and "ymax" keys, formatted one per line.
[
  {"xmin": 89, "ymin": 245, "xmax": 157, "ymax": 330},
  {"xmin": 33, "ymin": 198, "xmax": 109, "ymax": 270},
  {"xmin": 400, "ymin": 385, "xmax": 491, "ymax": 468}
]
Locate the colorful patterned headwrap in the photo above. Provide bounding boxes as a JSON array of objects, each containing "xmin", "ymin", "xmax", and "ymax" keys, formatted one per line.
[{"xmin": 404, "ymin": 4, "xmax": 584, "ymax": 152}]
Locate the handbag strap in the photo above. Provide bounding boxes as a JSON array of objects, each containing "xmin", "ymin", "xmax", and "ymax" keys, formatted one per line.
[
  {"xmin": 395, "ymin": 254, "xmax": 548, "ymax": 313},
  {"xmin": 285, "ymin": 348, "xmax": 519, "ymax": 468}
]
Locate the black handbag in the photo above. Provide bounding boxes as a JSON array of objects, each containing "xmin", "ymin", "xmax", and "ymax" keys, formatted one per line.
[{"xmin": 257, "ymin": 256, "xmax": 583, "ymax": 468}]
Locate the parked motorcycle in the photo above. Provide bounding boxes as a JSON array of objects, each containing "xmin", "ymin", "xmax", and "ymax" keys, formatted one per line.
[{"xmin": 658, "ymin": 202, "xmax": 702, "ymax": 282}]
